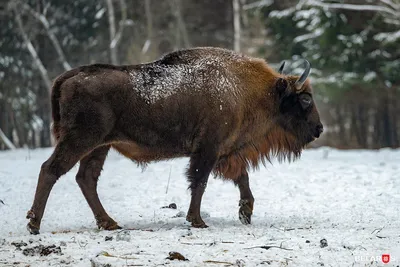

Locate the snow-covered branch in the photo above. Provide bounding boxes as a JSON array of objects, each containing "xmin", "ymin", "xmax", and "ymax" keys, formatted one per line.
[
  {"xmin": 374, "ymin": 29, "xmax": 400, "ymax": 43},
  {"xmin": 294, "ymin": 28, "xmax": 323, "ymax": 43},
  {"xmin": 242, "ymin": 0, "xmax": 272, "ymax": 10},
  {"xmin": 379, "ymin": 0, "xmax": 400, "ymax": 11},
  {"xmin": 305, "ymin": 0, "xmax": 398, "ymax": 17},
  {"xmin": 19, "ymin": 2, "xmax": 71, "ymax": 71}
]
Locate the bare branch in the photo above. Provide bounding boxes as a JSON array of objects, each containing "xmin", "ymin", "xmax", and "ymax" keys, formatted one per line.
[
  {"xmin": 0, "ymin": 128, "xmax": 16, "ymax": 150},
  {"xmin": 12, "ymin": 6, "xmax": 52, "ymax": 92},
  {"xmin": 19, "ymin": 2, "xmax": 71, "ymax": 71}
]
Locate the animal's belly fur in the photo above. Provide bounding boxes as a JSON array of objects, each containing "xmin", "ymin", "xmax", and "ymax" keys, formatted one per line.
[{"xmin": 111, "ymin": 142, "xmax": 187, "ymax": 164}]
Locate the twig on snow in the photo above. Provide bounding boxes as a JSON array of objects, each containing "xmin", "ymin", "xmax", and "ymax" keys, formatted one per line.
[
  {"xmin": 270, "ymin": 224, "xmax": 312, "ymax": 232},
  {"xmin": 180, "ymin": 241, "xmax": 217, "ymax": 246},
  {"xmin": 245, "ymin": 242, "xmax": 293, "ymax": 251},
  {"xmin": 121, "ymin": 228, "xmax": 154, "ymax": 232},
  {"xmin": 165, "ymin": 166, "xmax": 172, "ymax": 194},
  {"xmin": 371, "ymin": 226, "xmax": 388, "ymax": 238},
  {"xmin": 204, "ymin": 260, "xmax": 235, "ymax": 265},
  {"xmin": 371, "ymin": 226, "xmax": 384, "ymax": 235},
  {"xmin": 97, "ymin": 251, "xmax": 139, "ymax": 260}
]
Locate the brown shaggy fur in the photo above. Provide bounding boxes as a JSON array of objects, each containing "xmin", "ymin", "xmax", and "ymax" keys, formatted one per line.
[{"xmin": 214, "ymin": 127, "xmax": 302, "ymax": 180}]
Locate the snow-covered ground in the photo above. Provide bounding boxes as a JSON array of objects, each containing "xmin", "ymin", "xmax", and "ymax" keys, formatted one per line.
[{"xmin": 0, "ymin": 147, "xmax": 399, "ymax": 266}]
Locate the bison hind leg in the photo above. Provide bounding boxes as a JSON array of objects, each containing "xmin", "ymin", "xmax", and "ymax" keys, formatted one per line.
[
  {"xmin": 75, "ymin": 145, "xmax": 121, "ymax": 230},
  {"xmin": 27, "ymin": 126, "xmax": 109, "ymax": 234}
]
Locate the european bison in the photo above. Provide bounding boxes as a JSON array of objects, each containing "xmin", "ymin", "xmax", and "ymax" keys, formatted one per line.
[{"xmin": 27, "ymin": 47, "xmax": 323, "ymax": 234}]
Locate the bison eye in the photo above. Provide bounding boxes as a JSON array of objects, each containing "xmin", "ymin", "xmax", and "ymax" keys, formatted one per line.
[{"xmin": 299, "ymin": 94, "xmax": 312, "ymax": 109}]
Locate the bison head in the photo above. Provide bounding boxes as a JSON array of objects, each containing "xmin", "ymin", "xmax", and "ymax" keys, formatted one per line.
[{"xmin": 274, "ymin": 60, "xmax": 323, "ymax": 146}]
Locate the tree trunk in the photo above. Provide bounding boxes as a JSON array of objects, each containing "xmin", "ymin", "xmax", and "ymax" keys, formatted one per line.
[
  {"xmin": 143, "ymin": 0, "xmax": 153, "ymax": 54},
  {"xmin": 0, "ymin": 128, "xmax": 16, "ymax": 150},
  {"xmin": 381, "ymin": 88, "xmax": 393, "ymax": 148},
  {"xmin": 233, "ymin": 0, "xmax": 241, "ymax": 52},
  {"xmin": 106, "ymin": 0, "xmax": 118, "ymax": 64}
]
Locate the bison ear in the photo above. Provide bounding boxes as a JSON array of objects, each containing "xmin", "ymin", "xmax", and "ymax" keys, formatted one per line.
[{"xmin": 275, "ymin": 78, "xmax": 288, "ymax": 96}]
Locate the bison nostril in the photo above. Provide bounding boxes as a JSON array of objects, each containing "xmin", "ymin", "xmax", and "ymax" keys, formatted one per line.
[{"xmin": 315, "ymin": 124, "xmax": 323, "ymax": 137}]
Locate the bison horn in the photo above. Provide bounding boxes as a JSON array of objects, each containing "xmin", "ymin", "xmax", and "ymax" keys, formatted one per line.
[
  {"xmin": 278, "ymin": 61, "xmax": 285, "ymax": 74},
  {"xmin": 295, "ymin": 59, "xmax": 311, "ymax": 90}
]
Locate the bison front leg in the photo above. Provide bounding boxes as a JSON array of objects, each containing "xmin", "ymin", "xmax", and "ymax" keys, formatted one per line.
[
  {"xmin": 75, "ymin": 145, "xmax": 121, "ymax": 231},
  {"xmin": 27, "ymin": 136, "xmax": 101, "ymax": 234},
  {"xmin": 235, "ymin": 171, "xmax": 254, "ymax": 225},
  {"xmin": 186, "ymin": 147, "xmax": 218, "ymax": 228}
]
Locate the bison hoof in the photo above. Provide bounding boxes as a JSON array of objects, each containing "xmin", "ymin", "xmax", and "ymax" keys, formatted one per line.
[
  {"xmin": 239, "ymin": 208, "xmax": 251, "ymax": 225},
  {"xmin": 186, "ymin": 214, "xmax": 208, "ymax": 228},
  {"xmin": 97, "ymin": 220, "xmax": 121, "ymax": 231},
  {"xmin": 192, "ymin": 221, "xmax": 209, "ymax": 228},
  {"xmin": 27, "ymin": 222, "xmax": 40, "ymax": 235},
  {"xmin": 239, "ymin": 200, "xmax": 252, "ymax": 225}
]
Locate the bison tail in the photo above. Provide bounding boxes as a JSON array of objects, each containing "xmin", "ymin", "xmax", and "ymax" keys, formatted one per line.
[{"xmin": 51, "ymin": 68, "xmax": 80, "ymax": 142}]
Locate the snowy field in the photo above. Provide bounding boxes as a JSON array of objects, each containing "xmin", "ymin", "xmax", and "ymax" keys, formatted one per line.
[{"xmin": 0, "ymin": 147, "xmax": 399, "ymax": 266}]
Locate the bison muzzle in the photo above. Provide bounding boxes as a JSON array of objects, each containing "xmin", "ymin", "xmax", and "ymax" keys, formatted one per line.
[{"xmin": 26, "ymin": 47, "xmax": 323, "ymax": 234}]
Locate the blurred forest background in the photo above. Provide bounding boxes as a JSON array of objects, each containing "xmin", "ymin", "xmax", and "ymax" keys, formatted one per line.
[{"xmin": 0, "ymin": 0, "xmax": 399, "ymax": 150}]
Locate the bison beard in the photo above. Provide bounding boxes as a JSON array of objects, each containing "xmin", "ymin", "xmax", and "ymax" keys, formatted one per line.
[{"xmin": 26, "ymin": 47, "xmax": 322, "ymax": 234}]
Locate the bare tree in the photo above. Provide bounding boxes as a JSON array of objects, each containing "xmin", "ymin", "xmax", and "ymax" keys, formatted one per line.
[
  {"xmin": 11, "ymin": 4, "xmax": 52, "ymax": 92},
  {"xmin": 19, "ymin": 1, "xmax": 71, "ymax": 71}
]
